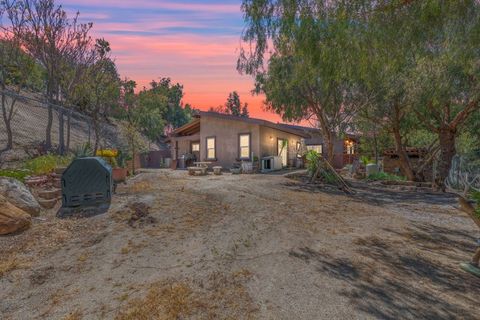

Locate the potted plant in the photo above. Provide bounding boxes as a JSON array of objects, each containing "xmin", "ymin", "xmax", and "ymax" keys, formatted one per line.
[
  {"xmin": 112, "ymin": 150, "xmax": 128, "ymax": 183},
  {"xmin": 97, "ymin": 149, "xmax": 127, "ymax": 183}
]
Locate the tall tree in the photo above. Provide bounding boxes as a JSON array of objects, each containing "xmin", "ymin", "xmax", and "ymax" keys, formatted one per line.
[
  {"xmin": 354, "ymin": 0, "xmax": 422, "ymax": 181},
  {"xmin": 404, "ymin": 0, "xmax": 480, "ymax": 188},
  {"xmin": 0, "ymin": 0, "xmax": 43, "ymax": 151},
  {"xmin": 22, "ymin": 0, "xmax": 93, "ymax": 152},
  {"xmin": 136, "ymin": 85, "xmax": 167, "ymax": 142},
  {"xmin": 225, "ymin": 91, "xmax": 241, "ymax": 116},
  {"xmin": 241, "ymin": 102, "xmax": 249, "ymax": 118},
  {"xmin": 238, "ymin": 0, "xmax": 364, "ymax": 164},
  {"xmin": 72, "ymin": 39, "xmax": 120, "ymax": 152},
  {"xmin": 145, "ymin": 78, "xmax": 193, "ymax": 130}
]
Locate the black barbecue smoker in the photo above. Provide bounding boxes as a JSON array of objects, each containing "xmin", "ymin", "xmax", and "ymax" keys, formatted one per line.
[{"xmin": 57, "ymin": 157, "xmax": 113, "ymax": 218}]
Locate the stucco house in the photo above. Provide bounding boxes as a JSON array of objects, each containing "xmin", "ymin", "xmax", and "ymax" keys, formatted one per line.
[{"xmin": 169, "ymin": 111, "xmax": 357, "ymax": 170}]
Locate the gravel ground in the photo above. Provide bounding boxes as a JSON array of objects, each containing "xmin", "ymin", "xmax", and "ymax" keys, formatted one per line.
[{"xmin": 1, "ymin": 169, "xmax": 479, "ymax": 319}]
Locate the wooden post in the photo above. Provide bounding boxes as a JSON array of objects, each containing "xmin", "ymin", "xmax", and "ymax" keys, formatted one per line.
[
  {"xmin": 472, "ymin": 248, "xmax": 480, "ymax": 267},
  {"xmin": 458, "ymin": 196, "xmax": 480, "ymax": 268}
]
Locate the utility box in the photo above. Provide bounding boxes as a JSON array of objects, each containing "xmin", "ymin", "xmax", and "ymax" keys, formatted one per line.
[
  {"xmin": 261, "ymin": 156, "xmax": 283, "ymax": 172},
  {"xmin": 57, "ymin": 157, "xmax": 112, "ymax": 217},
  {"xmin": 366, "ymin": 163, "xmax": 379, "ymax": 176}
]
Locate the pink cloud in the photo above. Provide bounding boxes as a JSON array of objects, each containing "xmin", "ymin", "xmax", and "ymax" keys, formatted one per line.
[{"xmin": 61, "ymin": 0, "xmax": 240, "ymax": 14}]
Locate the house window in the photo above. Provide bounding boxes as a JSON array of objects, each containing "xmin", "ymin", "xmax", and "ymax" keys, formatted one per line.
[
  {"xmin": 345, "ymin": 140, "xmax": 355, "ymax": 155},
  {"xmin": 307, "ymin": 145, "xmax": 323, "ymax": 154},
  {"xmin": 206, "ymin": 137, "xmax": 216, "ymax": 160},
  {"xmin": 191, "ymin": 142, "xmax": 200, "ymax": 152},
  {"xmin": 346, "ymin": 145, "xmax": 355, "ymax": 155},
  {"xmin": 239, "ymin": 133, "xmax": 251, "ymax": 159}
]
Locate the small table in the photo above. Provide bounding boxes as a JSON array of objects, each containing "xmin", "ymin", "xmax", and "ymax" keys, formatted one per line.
[
  {"xmin": 213, "ymin": 166, "xmax": 222, "ymax": 175},
  {"xmin": 194, "ymin": 162, "xmax": 212, "ymax": 168}
]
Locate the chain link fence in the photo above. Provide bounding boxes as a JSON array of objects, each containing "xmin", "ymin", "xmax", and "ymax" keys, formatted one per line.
[
  {"xmin": 447, "ymin": 153, "xmax": 480, "ymax": 194},
  {"xmin": 0, "ymin": 90, "xmax": 127, "ymax": 167}
]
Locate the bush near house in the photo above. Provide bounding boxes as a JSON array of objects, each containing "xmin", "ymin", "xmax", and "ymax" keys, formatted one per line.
[{"xmin": 367, "ymin": 172, "xmax": 406, "ymax": 182}]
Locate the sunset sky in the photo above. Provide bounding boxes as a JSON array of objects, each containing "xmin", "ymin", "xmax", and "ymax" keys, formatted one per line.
[{"xmin": 61, "ymin": 0, "xmax": 284, "ymax": 121}]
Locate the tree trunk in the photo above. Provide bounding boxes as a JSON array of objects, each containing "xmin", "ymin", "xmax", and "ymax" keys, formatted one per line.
[
  {"xmin": 437, "ymin": 127, "xmax": 456, "ymax": 191},
  {"xmin": 58, "ymin": 109, "xmax": 65, "ymax": 155},
  {"xmin": 392, "ymin": 124, "xmax": 416, "ymax": 181},
  {"xmin": 1, "ymin": 92, "xmax": 13, "ymax": 151},
  {"xmin": 325, "ymin": 132, "xmax": 335, "ymax": 166},
  {"xmin": 66, "ymin": 111, "xmax": 71, "ymax": 151},
  {"xmin": 45, "ymin": 105, "xmax": 53, "ymax": 150},
  {"xmin": 373, "ymin": 129, "xmax": 379, "ymax": 165},
  {"xmin": 315, "ymin": 111, "xmax": 335, "ymax": 166},
  {"xmin": 93, "ymin": 119, "xmax": 100, "ymax": 154},
  {"xmin": 472, "ymin": 248, "xmax": 480, "ymax": 267}
]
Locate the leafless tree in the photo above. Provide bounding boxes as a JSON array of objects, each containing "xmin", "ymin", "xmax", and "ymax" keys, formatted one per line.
[
  {"xmin": 0, "ymin": 0, "xmax": 30, "ymax": 151},
  {"xmin": 21, "ymin": 0, "xmax": 93, "ymax": 153}
]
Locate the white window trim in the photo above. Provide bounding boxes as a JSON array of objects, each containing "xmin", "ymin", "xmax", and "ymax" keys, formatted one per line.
[{"xmin": 206, "ymin": 137, "xmax": 216, "ymax": 160}]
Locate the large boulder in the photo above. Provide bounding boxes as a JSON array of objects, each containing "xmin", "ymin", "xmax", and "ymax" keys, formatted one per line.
[
  {"xmin": 0, "ymin": 149, "xmax": 31, "ymax": 169},
  {"xmin": 0, "ymin": 196, "xmax": 31, "ymax": 235},
  {"xmin": 0, "ymin": 177, "xmax": 41, "ymax": 216}
]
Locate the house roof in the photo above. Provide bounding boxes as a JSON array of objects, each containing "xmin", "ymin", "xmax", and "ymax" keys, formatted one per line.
[
  {"xmin": 171, "ymin": 118, "xmax": 200, "ymax": 136},
  {"xmin": 172, "ymin": 111, "xmax": 311, "ymax": 138}
]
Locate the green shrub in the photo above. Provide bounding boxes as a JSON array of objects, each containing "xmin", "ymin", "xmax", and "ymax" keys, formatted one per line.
[
  {"xmin": 306, "ymin": 150, "xmax": 320, "ymax": 175},
  {"xmin": 321, "ymin": 171, "xmax": 338, "ymax": 184},
  {"xmin": 72, "ymin": 142, "xmax": 93, "ymax": 159},
  {"xmin": 360, "ymin": 155, "xmax": 375, "ymax": 166},
  {"xmin": 24, "ymin": 154, "xmax": 72, "ymax": 175},
  {"xmin": 367, "ymin": 172, "xmax": 406, "ymax": 181},
  {"xmin": 0, "ymin": 169, "xmax": 32, "ymax": 182},
  {"xmin": 471, "ymin": 191, "xmax": 480, "ymax": 219}
]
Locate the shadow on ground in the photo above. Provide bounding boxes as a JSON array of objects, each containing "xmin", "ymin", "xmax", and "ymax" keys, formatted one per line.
[
  {"xmin": 289, "ymin": 223, "xmax": 480, "ymax": 320},
  {"xmin": 283, "ymin": 178, "xmax": 457, "ymax": 207}
]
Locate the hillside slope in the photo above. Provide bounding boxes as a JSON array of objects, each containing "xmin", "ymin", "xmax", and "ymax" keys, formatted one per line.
[{"xmin": 0, "ymin": 92, "xmax": 158, "ymax": 167}]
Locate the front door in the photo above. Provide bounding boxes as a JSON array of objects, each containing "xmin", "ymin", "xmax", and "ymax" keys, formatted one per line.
[
  {"xmin": 277, "ymin": 138, "xmax": 288, "ymax": 167},
  {"xmin": 191, "ymin": 141, "xmax": 200, "ymax": 162}
]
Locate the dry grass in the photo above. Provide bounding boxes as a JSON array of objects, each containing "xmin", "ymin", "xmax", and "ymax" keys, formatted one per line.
[
  {"xmin": 62, "ymin": 310, "xmax": 82, "ymax": 320},
  {"xmin": 77, "ymin": 251, "xmax": 90, "ymax": 263},
  {"xmin": 128, "ymin": 181, "xmax": 154, "ymax": 193},
  {"xmin": 116, "ymin": 282, "xmax": 196, "ymax": 320},
  {"xmin": 120, "ymin": 239, "xmax": 148, "ymax": 255},
  {"xmin": 0, "ymin": 254, "xmax": 31, "ymax": 277},
  {"xmin": 116, "ymin": 270, "xmax": 257, "ymax": 320}
]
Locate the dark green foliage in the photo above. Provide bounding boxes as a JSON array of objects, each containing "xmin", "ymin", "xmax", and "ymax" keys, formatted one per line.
[
  {"xmin": 305, "ymin": 150, "xmax": 320, "ymax": 176},
  {"xmin": 239, "ymin": 0, "xmax": 479, "ymax": 181},
  {"xmin": 224, "ymin": 91, "xmax": 249, "ymax": 117},
  {"xmin": 0, "ymin": 169, "xmax": 31, "ymax": 182},
  {"xmin": 241, "ymin": 103, "xmax": 249, "ymax": 117},
  {"xmin": 367, "ymin": 172, "xmax": 406, "ymax": 182},
  {"xmin": 24, "ymin": 154, "xmax": 72, "ymax": 175},
  {"xmin": 72, "ymin": 142, "xmax": 93, "ymax": 159},
  {"xmin": 147, "ymin": 78, "xmax": 194, "ymax": 129},
  {"xmin": 470, "ymin": 191, "xmax": 480, "ymax": 219}
]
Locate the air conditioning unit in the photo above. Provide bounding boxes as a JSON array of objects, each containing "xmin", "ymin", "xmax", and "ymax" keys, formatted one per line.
[
  {"xmin": 57, "ymin": 157, "xmax": 112, "ymax": 218},
  {"xmin": 261, "ymin": 156, "xmax": 283, "ymax": 172}
]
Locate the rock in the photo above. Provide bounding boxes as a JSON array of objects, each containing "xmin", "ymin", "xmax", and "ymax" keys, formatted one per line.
[
  {"xmin": 38, "ymin": 198, "xmax": 59, "ymax": 209},
  {"xmin": 54, "ymin": 167, "xmax": 67, "ymax": 175},
  {"xmin": 37, "ymin": 188, "xmax": 61, "ymax": 200},
  {"xmin": 0, "ymin": 177, "xmax": 41, "ymax": 216},
  {"xmin": 0, "ymin": 196, "xmax": 31, "ymax": 235},
  {"xmin": 24, "ymin": 176, "xmax": 49, "ymax": 187},
  {"xmin": 0, "ymin": 149, "xmax": 31, "ymax": 169},
  {"xmin": 53, "ymin": 179, "xmax": 62, "ymax": 188}
]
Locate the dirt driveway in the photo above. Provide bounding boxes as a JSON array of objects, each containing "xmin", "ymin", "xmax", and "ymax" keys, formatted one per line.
[{"xmin": 1, "ymin": 169, "xmax": 479, "ymax": 319}]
